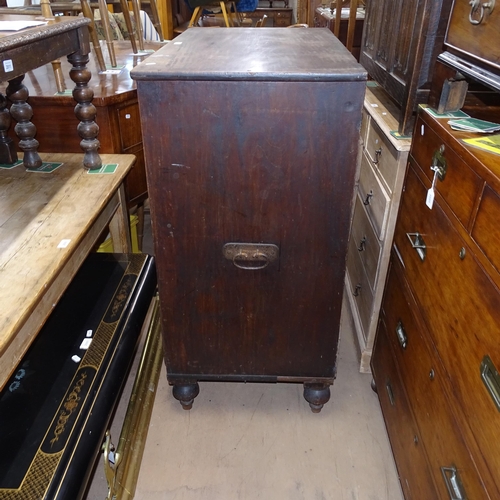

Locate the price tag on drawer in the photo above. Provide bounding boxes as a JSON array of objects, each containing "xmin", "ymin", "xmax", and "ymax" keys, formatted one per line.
[{"xmin": 426, "ymin": 167, "xmax": 439, "ymax": 209}]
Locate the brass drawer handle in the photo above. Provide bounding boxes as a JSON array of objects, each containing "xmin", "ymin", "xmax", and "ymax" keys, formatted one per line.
[
  {"xmin": 406, "ymin": 232, "xmax": 426, "ymax": 261},
  {"xmin": 441, "ymin": 466, "xmax": 466, "ymax": 499},
  {"xmin": 480, "ymin": 355, "xmax": 500, "ymax": 412},
  {"xmin": 223, "ymin": 243, "xmax": 279, "ymax": 271},
  {"xmin": 373, "ymin": 147, "xmax": 382, "ymax": 165},
  {"xmin": 353, "ymin": 283, "xmax": 361, "ymax": 297},
  {"xmin": 469, "ymin": 0, "xmax": 495, "ymax": 25},
  {"xmin": 395, "ymin": 320, "xmax": 407, "ymax": 350},
  {"xmin": 430, "ymin": 145, "xmax": 447, "ymax": 181}
]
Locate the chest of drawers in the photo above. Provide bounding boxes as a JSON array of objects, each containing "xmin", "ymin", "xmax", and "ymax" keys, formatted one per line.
[
  {"xmin": 132, "ymin": 28, "xmax": 366, "ymax": 412},
  {"xmin": 372, "ymin": 108, "xmax": 500, "ymax": 498},
  {"xmin": 345, "ymin": 85, "xmax": 411, "ymax": 372}
]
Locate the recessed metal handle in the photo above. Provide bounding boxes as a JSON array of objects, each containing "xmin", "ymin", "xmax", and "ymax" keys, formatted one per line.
[
  {"xmin": 395, "ymin": 320, "xmax": 407, "ymax": 350},
  {"xmin": 480, "ymin": 355, "xmax": 500, "ymax": 412},
  {"xmin": 386, "ymin": 381, "xmax": 395, "ymax": 406},
  {"xmin": 406, "ymin": 232, "xmax": 426, "ymax": 261},
  {"xmin": 223, "ymin": 243, "xmax": 279, "ymax": 271},
  {"xmin": 441, "ymin": 466, "xmax": 467, "ymax": 499},
  {"xmin": 373, "ymin": 147, "xmax": 382, "ymax": 165}
]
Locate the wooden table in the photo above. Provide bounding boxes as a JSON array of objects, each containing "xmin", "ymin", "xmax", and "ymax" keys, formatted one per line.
[
  {"xmin": 2, "ymin": 40, "xmax": 162, "ymax": 210},
  {"xmin": 0, "ymin": 152, "xmax": 134, "ymax": 391},
  {"xmin": 0, "ymin": 14, "xmax": 100, "ymax": 169}
]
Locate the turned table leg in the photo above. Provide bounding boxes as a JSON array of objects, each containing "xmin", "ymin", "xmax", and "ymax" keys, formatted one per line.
[
  {"xmin": 68, "ymin": 51, "xmax": 102, "ymax": 170},
  {"xmin": 0, "ymin": 92, "xmax": 17, "ymax": 165},
  {"xmin": 6, "ymin": 75, "xmax": 42, "ymax": 169},
  {"xmin": 303, "ymin": 383, "xmax": 331, "ymax": 413}
]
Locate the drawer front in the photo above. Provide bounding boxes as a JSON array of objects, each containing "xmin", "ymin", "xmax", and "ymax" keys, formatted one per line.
[
  {"xmin": 118, "ymin": 102, "xmax": 143, "ymax": 151},
  {"xmin": 364, "ymin": 119, "xmax": 399, "ymax": 194},
  {"xmin": 346, "ymin": 237, "xmax": 374, "ymax": 339},
  {"xmin": 472, "ymin": 185, "xmax": 500, "ymax": 275},
  {"xmin": 350, "ymin": 193, "xmax": 382, "ymax": 291},
  {"xmin": 445, "ymin": 0, "xmax": 500, "ymax": 73},
  {"xmin": 411, "ymin": 117, "xmax": 483, "ymax": 228},
  {"xmin": 372, "ymin": 318, "xmax": 438, "ymax": 500},
  {"xmin": 394, "ymin": 166, "xmax": 500, "ymax": 495},
  {"xmin": 383, "ymin": 262, "xmax": 489, "ymax": 500},
  {"xmin": 359, "ymin": 154, "xmax": 390, "ymax": 239}
]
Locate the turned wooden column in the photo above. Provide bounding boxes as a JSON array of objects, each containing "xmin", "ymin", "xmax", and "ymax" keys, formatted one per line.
[
  {"xmin": 0, "ymin": 92, "xmax": 17, "ymax": 165},
  {"xmin": 68, "ymin": 51, "xmax": 101, "ymax": 170},
  {"xmin": 7, "ymin": 75, "xmax": 42, "ymax": 169}
]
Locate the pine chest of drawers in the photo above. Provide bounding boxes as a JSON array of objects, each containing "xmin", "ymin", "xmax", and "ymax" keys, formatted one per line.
[
  {"xmin": 132, "ymin": 28, "xmax": 366, "ymax": 412},
  {"xmin": 345, "ymin": 84, "xmax": 411, "ymax": 372},
  {"xmin": 373, "ymin": 108, "xmax": 500, "ymax": 498}
]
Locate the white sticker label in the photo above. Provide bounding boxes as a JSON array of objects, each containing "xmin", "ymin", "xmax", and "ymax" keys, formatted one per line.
[
  {"xmin": 57, "ymin": 239, "xmax": 71, "ymax": 248},
  {"xmin": 3, "ymin": 60, "xmax": 13, "ymax": 72},
  {"xmin": 72, "ymin": 355, "xmax": 81, "ymax": 363},
  {"xmin": 426, "ymin": 188, "xmax": 435, "ymax": 209},
  {"xmin": 86, "ymin": 329, "xmax": 93, "ymax": 337},
  {"xmin": 80, "ymin": 338, "xmax": 92, "ymax": 350}
]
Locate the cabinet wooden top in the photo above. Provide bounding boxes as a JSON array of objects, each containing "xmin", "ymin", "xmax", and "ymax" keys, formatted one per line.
[{"xmin": 131, "ymin": 28, "xmax": 366, "ymax": 82}]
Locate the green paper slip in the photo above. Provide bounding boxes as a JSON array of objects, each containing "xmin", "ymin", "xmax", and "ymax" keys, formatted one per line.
[{"xmin": 87, "ymin": 163, "xmax": 118, "ymax": 174}]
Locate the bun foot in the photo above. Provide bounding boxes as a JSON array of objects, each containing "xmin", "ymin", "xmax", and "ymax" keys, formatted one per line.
[
  {"xmin": 303, "ymin": 383, "xmax": 331, "ymax": 413},
  {"xmin": 172, "ymin": 382, "xmax": 200, "ymax": 410}
]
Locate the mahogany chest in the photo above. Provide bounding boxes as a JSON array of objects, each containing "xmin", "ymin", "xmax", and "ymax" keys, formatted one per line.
[
  {"xmin": 373, "ymin": 108, "xmax": 500, "ymax": 498},
  {"xmin": 132, "ymin": 28, "xmax": 366, "ymax": 412}
]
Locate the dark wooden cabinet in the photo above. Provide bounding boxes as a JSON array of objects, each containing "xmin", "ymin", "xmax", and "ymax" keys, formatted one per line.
[
  {"xmin": 133, "ymin": 28, "xmax": 366, "ymax": 412},
  {"xmin": 372, "ymin": 108, "xmax": 500, "ymax": 498},
  {"xmin": 360, "ymin": 0, "xmax": 452, "ymax": 135}
]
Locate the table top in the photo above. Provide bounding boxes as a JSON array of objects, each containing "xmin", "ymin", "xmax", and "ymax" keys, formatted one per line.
[
  {"xmin": 0, "ymin": 14, "xmax": 90, "ymax": 81},
  {"xmin": 0, "ymin": 152, "xmax": 135, "ymax": 389},
  {"xmin": 9, "ymin": 40, "xmax": 164, "ymax": 106},
  {"xmin": 131, "ymin": 28, "xmax": 366, "ymax": 82}
]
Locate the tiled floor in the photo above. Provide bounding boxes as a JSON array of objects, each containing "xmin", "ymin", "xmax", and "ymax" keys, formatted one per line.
[{"xmin": 86, "ymin": 214, "xmax": 403, "ymax": 500}]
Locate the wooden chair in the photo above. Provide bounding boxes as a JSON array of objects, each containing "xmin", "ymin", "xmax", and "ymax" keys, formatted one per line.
[
  {"xmin": 332, "ymin": 0, "xmax": 360, "ymax": 55},
  {"xmin": 188, "ymin": 0, "xmax": 239, "ymax": 27},
  {"xmin": 254, "ymin": 13, "xmax": 267, "ymax": 26}
]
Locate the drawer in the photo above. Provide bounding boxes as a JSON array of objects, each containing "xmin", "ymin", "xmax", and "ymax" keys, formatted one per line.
[
  {"xmin": 445, "ymin": 0, "xmax": 500, "ymax": 73},
  {"xmin": 358, "ymin": 154, "xmax": 390, "ymax": 239},
  {"xmin": 411, "ymin": 116, "xmax": 483, "ymax": 228},
  {"xmin": 346, "ymin": 236, "xmax": 374, "ymax": 339},
  {"xmin": 472, "ymin": 185, "xmax": 500, "ymax": 275},
  {"xmin": 394, "ymin": 165, "xmax": 500, "ymax": 495},
  {"xmin": 371, "ymin": 318, "xmax": 438, "ymax": 500},
  {"xmin": 274, "ymin": 12, "xmax": 292, "ymax": 26},
  {"xmin": 117, "ymin": 102, "xmax": 142, "ymax": 151},
  {"xmin": 350, "ymin": 193, "xmax": 382, "ymax": 291},
  {"xmin": 383, "ymin": 261, "xmax": 489, "ymax": 500},
  {"xmin": 364, "ymin": 119, "xmax": 399, "ymax": 194}
]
